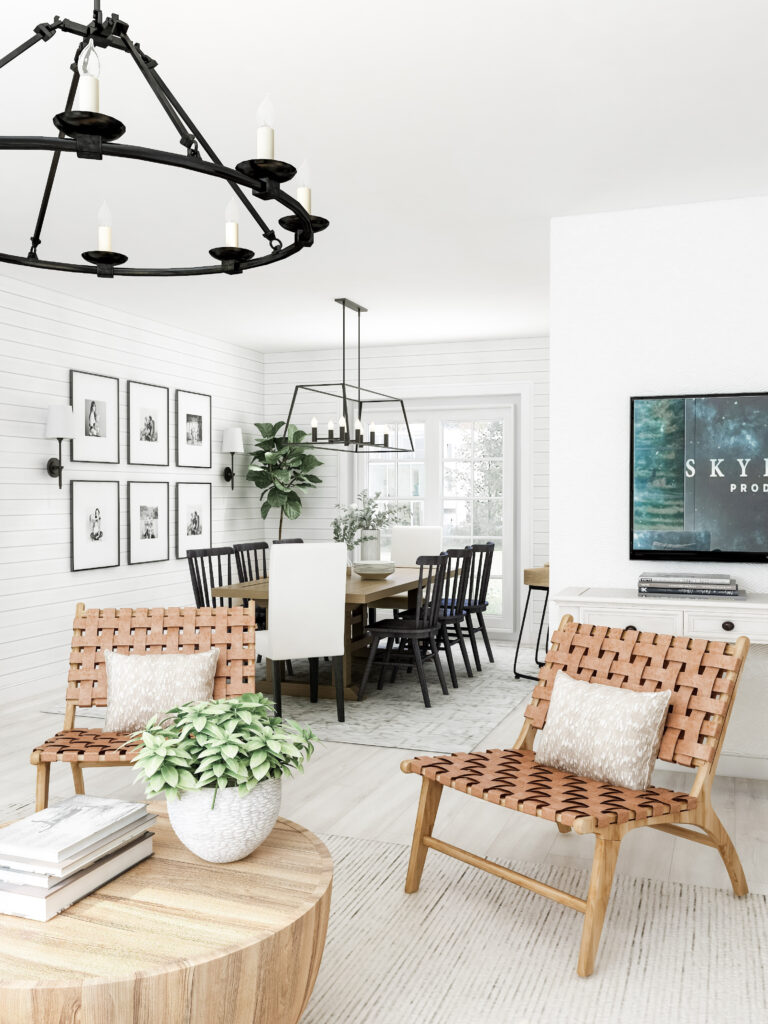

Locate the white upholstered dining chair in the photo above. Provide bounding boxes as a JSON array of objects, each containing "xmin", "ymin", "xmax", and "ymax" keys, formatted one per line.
[
  {"xmin": 254, "ymin": 541, "xmax": 348, "ymax": 721},
  {"xmin": 390, "ymin": 525, "xmax": 443, "ymax": 566}
]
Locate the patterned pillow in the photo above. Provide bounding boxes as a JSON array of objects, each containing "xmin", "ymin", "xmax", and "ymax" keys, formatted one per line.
[
  {"xmin": 534, "ymin": 670, "xmax": 671, "ymax": 790},
  {"xmin": 103, "ymin": 649, "xmax": 219, "ymax": 733}
]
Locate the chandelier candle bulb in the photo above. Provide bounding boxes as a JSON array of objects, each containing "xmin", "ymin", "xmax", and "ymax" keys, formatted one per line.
[
  {"xmin": 327, "ymin": 420, "xmax": 334, "ymax": 441},
  {"xmin": 369, "ymin": 422, "xmax": 376, "ymax": 444},
  {"xmin": 77, "ymin": 41, "xmax": 100, "ymax": 112},
  {"xmin": 97, "ymin": 202, "xmax": 112, "ymax": 252},
  {"xmin": 224, "ymin": 199, "xmax": 239, "ymax": 248},
  {"xmin": 256, "ymin": 96, "xmax": 275, "ymax": 159},
  {"xmin": 311, "ymin": 417, "xmax": 318, "ymax": 442},
  {"xmin": 354, "ymin": 419, "xmax": 362, "ymax": 443}
]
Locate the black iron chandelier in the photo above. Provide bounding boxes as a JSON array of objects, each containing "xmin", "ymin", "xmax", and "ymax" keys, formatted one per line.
[
  {"xmin": 283, "ymin": 298, "xmax": 414, "ymax": 454},
  {"xmin": 0, "ymin": 2, "xmax": 328, "ymax": 278}
]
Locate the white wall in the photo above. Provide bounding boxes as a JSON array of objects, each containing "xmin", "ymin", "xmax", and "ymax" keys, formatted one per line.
[
  {"xmin": 0, "ymin": 274, "xmax": 263, "ymax": 702},
  {"xmin": 550, "ymin": 195, "xmax": 768, "ymax": 777},
  {"xmin": 263, "ymin": 337, "xmax": 550, "ymax": 632}
]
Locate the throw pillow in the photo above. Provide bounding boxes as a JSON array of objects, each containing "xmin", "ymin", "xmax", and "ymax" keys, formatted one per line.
[{"xmin": 104, "ymin": 649, "xmax": 219, "ymax": 733}]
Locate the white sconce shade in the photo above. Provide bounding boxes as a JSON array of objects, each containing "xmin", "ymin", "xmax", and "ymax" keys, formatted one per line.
[
  {"xmin": 45, "ymin": 405, "xmax": 76, "ymax": 439},
  {"xmin": 221, "ymin": 427, "xmax": 244, "ymax": 454}
]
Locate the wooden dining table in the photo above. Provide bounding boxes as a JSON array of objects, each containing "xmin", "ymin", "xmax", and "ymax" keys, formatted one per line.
[{"xmin": 212, "ymin": 567, "xmax": 424, "ymax": 700}]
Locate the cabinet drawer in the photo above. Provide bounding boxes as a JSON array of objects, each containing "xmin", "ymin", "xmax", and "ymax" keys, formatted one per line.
[
  {"xmin": 578, "ymin": 605, "xmax": 684, "ymax": 635},
  {"xmin": 683, "ymin": 609, "xmax": 768, "ymax": 642}
]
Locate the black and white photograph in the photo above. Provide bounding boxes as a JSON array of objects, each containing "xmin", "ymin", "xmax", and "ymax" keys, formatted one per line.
[
  {"xmin": 128, "ymin": 381, "xmax": 169, "ymax": 466},
  {"xmin": 70, "ymin": 370, "xmax": 120, "ymax": 464},
  {"xmin": 128, "ymin": 481, "xmax": 169, "ymax": 565},
  {"xmin": 71, "ymin": 480, "xmax": 120, "ymax": 571},
  {"xmin": 176, "ymin": 482, "xmax": 211, "ymax": 558},
  {"xmin": 176, "ymin": 389, "xmax": 211, "ymax": 467}
]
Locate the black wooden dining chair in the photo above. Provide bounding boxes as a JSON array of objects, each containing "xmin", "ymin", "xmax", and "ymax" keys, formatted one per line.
[
  {"xmin": 187, "ymin": 546, "xmax": 235, "ymax": 608},
  {"xmin": 272, "ymin": 538, "xmax": 304, "ymax": 544},
  {"xmin": 437, "ymin": 547, "xmax": 475, "ymax": 686},
  {"xmin": 462, "ymin": 542, "xmax": 495, "ymax": 670},
  {"xmin": 359, "ymin": 554, "xmax": 448, "ymax": 708},
  {"xmin": 233, "ymin": 541, "xmax": 269, "ymax": 585}
]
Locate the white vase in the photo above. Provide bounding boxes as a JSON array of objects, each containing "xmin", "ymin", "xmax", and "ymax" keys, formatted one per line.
[
  {"xmin": 360, "ymin": 529, "xmax": 381, "ymax": 561},
  {"xmin": 166, "ymin": 778, "xmax": 281, "ymax": 863}
]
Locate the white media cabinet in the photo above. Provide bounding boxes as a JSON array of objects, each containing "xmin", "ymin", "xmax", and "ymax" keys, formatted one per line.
[{"xmin": 553, "ymin": 587, "xmax": 768, "ymax": 779}]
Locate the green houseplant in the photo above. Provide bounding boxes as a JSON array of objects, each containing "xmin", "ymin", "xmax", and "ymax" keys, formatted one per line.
[
  {"xmin": 246, "ymin": 421, "xmax": 323, "ymax": 539},
  {"xmin": 132, "ymin": 693, "xmax": 315, "ymax": 862},
  {"xmin": 331, "ymin": 490, "xmax": 408, "ymax": 562}
]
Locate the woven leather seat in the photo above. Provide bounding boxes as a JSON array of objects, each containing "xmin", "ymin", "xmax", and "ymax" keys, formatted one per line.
[
  {"xmin": 407, "ymin": 748, "xmax": 695, "ymax": 830},
  {"xmin": 31, "ymin": 729, "xmax": 138, "ymax": 765}
]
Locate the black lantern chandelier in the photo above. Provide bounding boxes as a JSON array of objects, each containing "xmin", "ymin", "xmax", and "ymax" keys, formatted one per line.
[
  {"xmin": 0, "ymin": 3, "xmax": 328, "ymax": 278},
  {"xmin": 283, "ymin": 298, "xmax": 414, "ymax": 454}
]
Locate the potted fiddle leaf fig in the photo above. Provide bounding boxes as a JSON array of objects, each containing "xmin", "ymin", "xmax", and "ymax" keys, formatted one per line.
[
  {"xmin": 132, "ymin": 693, "xmax": 315, "ymax": 863},
  {"xmin": 246, "ymin": 421, "xmax": 323, "ymax": 539}
]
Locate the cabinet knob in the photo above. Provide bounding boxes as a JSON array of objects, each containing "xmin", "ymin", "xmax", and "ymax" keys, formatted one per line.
[
  {"xmin": 722, "ymin": 620, "xmax": 735, "ymax": 632},
  {"xmin": 625, "ymin": 624, "xmax": 638, "ymax": 631}
]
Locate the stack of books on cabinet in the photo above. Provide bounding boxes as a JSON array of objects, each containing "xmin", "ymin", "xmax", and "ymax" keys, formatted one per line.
[
  {"xmin": 637, "ymin": 572, "xmax": 743, "ymax": 599},
  {"xmin": 0, "ymin": 795, "xmax": 154, "ymax": 921}
]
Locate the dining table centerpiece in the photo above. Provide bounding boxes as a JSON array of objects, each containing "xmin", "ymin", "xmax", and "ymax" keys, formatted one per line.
[
  {"xmin": 132, "ymin": 693, "xmax": 315, "ymax": 863},
  {"xmin": 331, "ymin": 490, "xmax": 408, "ymax": 567}
]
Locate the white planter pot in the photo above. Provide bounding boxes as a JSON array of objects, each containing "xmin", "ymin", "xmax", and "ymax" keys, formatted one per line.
[
  {"xmin": 360, "ymin": 529, "xmax": 381, "ymax": 560},
  {"xmin": 166, "ymin": 778, "xmax": 281, "ymax": 863}
]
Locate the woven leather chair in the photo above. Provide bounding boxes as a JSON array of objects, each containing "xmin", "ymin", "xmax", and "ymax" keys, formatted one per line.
[
  {"xmin": 401, "ymin": 616, "xmax": 750, "ymax": 976},
  {"xmin": 30, "ymin": 604, "xmax": 256, "ymax": 811}
]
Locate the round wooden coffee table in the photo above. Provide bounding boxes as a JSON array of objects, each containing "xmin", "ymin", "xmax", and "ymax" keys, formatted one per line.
[{"xmin": 0, "ymin": 810, "xmax": 333, "ymax": 1024}]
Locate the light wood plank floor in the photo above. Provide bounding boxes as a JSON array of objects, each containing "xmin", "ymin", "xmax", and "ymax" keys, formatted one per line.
[{"xmin": 4, "ymin": 644, "xmax": 767, "ymax": 895}]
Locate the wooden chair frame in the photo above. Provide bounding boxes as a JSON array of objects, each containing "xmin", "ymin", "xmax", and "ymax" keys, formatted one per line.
[
  {"xmin": 401, "ymin": 615, "xmax": 750, "ymax": 976},
  {"xmin": 31, "ymin": 603, "xmax": 257, "ymax": 811}
]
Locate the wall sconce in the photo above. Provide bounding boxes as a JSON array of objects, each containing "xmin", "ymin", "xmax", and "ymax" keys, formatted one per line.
[
  {"xmin": 45, "ymin": 405, "xmax": 76, "ymax": 488},
  {"xmin": 221, "ymin": 427, "xmax": 244, "ymax": 490}
]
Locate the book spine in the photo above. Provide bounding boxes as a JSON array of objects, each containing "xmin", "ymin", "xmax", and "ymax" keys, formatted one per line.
[
  {"xmin": 638, "ymin": 586, "xmax": 739, "ymax": 596},
  {"xmin": 638, "ymin": 576, "xmax": 733, "ymax": 585},
  {"xmin": 638, "ymin": 584, "xmax": 738, "ymax": 593}
]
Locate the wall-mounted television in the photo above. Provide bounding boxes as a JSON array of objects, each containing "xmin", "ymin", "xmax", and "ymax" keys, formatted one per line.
[{"xmin": 630, "ymin": 392, "xmax": 768, "ymax": 562}]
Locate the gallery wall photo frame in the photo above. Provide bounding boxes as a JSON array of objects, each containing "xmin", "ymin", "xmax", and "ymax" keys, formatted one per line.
[
  {"xmin": 128, "ymin": 481, "xmax": 170, "ymax": 565},
  {"xmin": 70, "ymin": 369, "xmax": 120, "ymax": 464},
  {"xmin": 176, "ymin": 389, "xmax": 212, "ymax": 468},
  {"xmin": 128, "ymin": 381, "xmax": 169, "ymax": 466},
  {"xmin": 71, "ymin": 480, "xmax": 121, "ymax": 572},
  {"xmin": 176, "ymin": 482, "xmax": 212, "ymax": 559}
]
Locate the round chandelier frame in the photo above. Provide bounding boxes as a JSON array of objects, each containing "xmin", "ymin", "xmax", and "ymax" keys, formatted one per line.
[{"xmin": 0, "ymin": 3, "xmax": 329, "ymax": 278}]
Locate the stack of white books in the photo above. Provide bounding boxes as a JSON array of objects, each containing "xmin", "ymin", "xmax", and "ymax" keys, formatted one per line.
[
  {"xmin": 637, "ymin": 571, "xmax": 744, "ymax": 599},
  {"xmin": 0, "ymin": 795, "xmax": 154, "ymax": 921}
]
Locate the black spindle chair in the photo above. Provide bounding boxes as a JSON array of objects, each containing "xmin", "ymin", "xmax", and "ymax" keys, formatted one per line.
[
  {"xmin": 437, "ymin": 547, "xmax": 475, "ymax": 685},
  {"xmin": 233, "ymin": 541, "xmax": 269, "ymax": 585},
  {"xmin": 272, "ymin": 537, "xmax": 304, "ymax": 544},
  {"xmin": 359, "ymin": 554, "xmax": 448, "ymax": 708},
  {"xmin": 462, "ymin": 542, "xmax": 495, "ymax": 670},
  {"xmin": 187, "ymin": 546, "xmax": 235, "ymax": 608}
]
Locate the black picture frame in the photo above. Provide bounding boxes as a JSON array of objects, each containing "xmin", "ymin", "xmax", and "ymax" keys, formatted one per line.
[
  {"xmin": 70, "ymin": 369, "xmax": 120, "ymax": 464},
  {"xmin": 70, "ymin": 479, "xmax": 121, "ymax": 572},
  {"xmin": 630, "ymin": 391, "xmax": 768, "ymax": 563},
  {"xmin": 176, "ymin": 389, "xmax": 212, "ymax": 468},
  {"xmin": 128, "ymin": 381, "xmax": 170, "ymax": 466},
  {"xmin": 176, "ymin": 481, "xmax": 213, "ymax": 559},
  {"xmin": 128, "ymin": 481, "xmax": 170, "ymax": 565}
]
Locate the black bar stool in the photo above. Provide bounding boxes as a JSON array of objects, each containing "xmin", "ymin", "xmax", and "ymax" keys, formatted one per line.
[{"xmin": 513, "ymin": 564, "xmax": 549, "ymax": 681}]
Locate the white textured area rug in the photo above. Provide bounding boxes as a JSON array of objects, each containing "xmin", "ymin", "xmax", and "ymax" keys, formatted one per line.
[{"xmin": 305, "ymin": 834, "xmax": 768, "ymax": 1024}]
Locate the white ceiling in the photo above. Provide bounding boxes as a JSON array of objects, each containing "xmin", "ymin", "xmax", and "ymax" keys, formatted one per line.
[{"xmin": 1, "ymin": 0, "xmax": 768, "ymax": 350}]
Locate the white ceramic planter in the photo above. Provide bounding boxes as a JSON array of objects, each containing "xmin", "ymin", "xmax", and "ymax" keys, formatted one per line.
[{"xmin": 166, "ymin": 778, "xmax": 282, "ymax": 863}]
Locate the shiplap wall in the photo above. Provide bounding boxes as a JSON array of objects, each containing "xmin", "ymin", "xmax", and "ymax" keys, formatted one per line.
[
  {"xmin": 0, "ymin": 273, "xmax": 264, "ymax": 700},
  {"xmin": 262, "ymin": 337, "xmax": 550, "ymax": 631}
]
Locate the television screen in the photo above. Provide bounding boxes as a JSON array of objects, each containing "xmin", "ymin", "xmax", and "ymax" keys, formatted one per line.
[{"xmin": 631, "ymin": 392, "xmax": 768, "ymax": 562}]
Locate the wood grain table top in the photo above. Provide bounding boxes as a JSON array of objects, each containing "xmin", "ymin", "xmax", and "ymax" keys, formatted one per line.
[
  {"xmin": 0, "ymin": 809, "xmax": 333, "ymax": 988},
  {"xmin": 213, "ymin": 566, "xmax": 423, "ymax": 606}
]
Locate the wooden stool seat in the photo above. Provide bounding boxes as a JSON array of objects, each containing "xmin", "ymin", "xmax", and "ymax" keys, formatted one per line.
[
  {"xmin": 31, "ymin": 729, "xmax": 137, "ymax": 765},
  {"xmin": 404, "ymin": 748, "xmax": 695, "ymax": 831}
]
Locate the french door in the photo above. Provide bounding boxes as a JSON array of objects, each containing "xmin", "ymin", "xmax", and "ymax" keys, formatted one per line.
[{"xmin": 359, "ymin": 402, "xmax": 514, "ymax": 631}]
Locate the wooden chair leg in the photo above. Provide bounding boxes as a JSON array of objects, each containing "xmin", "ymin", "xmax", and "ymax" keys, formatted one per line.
[
  {"xmin": 429, "ymin": 635, "xmax": 449, "ymax": 695},
  {"xmin": 358, "ymin": 637, "xmax": 379, "ymax": 701},
  {"xmin": 266, "ymin": 659, "xmax": 282, "ymax": 718},
  {"xmin": 699, "ymin": 804, "xmax": 748, "ymax": 896},
  {"xmin": 465, "ymin": 613, "xmax": 482, "ymax": 671},
  {"xmin": 441, "ymin": 624, "xmax": 459, "ymax": 688},
  {"xmin": 308, "ymin": 658, "xmax": 319, "ymax": 703},
  {"xmin": 411, "ymin": 639, "xmax": 431, "ymax": 708},
  {"xmin": 476, "ymin": 610, "xmax": 494, "ymax": 663},
  {"xmin": 455, "ymin": 622, "xmax": 473, "ymax": 677},
  {"xmin": 577, "ymin": 837, "xmax": 620, "ymax": 977},
  {"xmin": 377, "ymin": 636, "xmax": 395, "ymax": 690},
  {"xmin": 71, "ymin": 763, "xmax": 85, "ymax": 796},
  {"xmin": 35, "ymin": 762, "xmax": 50, "ymax": 812},
  {"xmin": 332, "ymin": 655, "xmax": 345, "ymax": 723},
  {"xmin": 405, "ymin": 776, "xmax": 443, "ymax": 894},
  {"xmin": 556, "ymin": 822, "xmax": 571, "ymax": 834}
]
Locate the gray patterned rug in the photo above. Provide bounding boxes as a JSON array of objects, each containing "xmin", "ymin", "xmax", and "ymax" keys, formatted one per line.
[
  {"xmin": 305, "ymin": 832, "xmax": 768, "ymax": 1024},
  {"xmin": 281, "ymin": 644, "xmax": 534, "ymax": 751}
]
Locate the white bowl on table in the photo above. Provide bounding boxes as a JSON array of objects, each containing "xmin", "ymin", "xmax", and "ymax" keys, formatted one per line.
[{"xmin": 353, "ymin": 561, "xmax": 395, "ymax": 580}]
